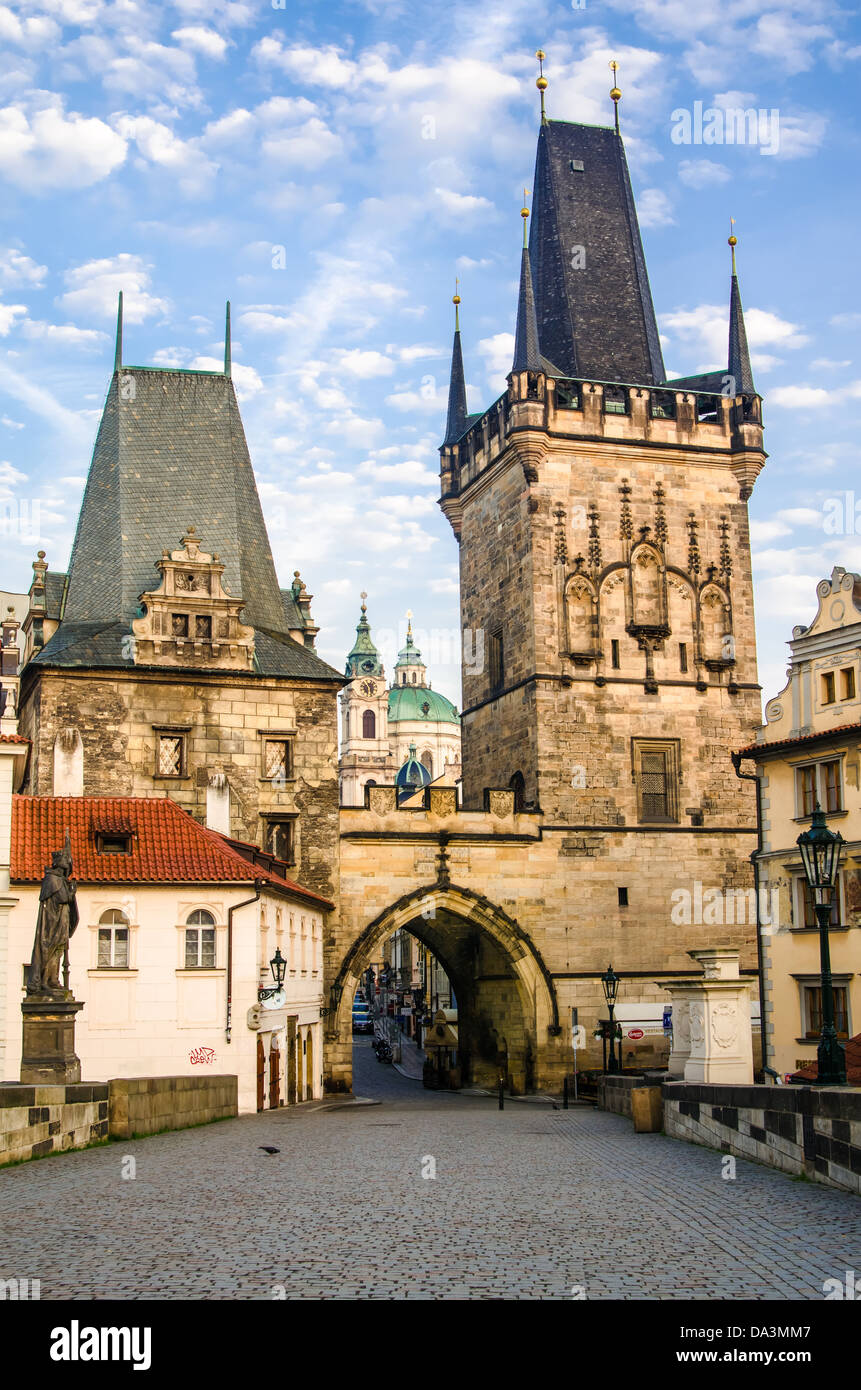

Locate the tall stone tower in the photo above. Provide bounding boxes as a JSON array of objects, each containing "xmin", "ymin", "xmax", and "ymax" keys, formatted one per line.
[{"xmin": 440, "ymin": 87, "xmax": 765, "ymax": 837}]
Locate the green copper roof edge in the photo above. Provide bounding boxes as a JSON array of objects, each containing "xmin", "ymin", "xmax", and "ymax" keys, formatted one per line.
[{"xmin": 118, "ymin": 366, "xmax": 229, "ymax": 378}]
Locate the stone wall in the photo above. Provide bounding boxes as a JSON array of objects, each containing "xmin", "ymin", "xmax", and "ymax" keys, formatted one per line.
[
  {"xmin": 663, "ymin": 1081, "xmax": 861, "ymax": 1195},
  {"xmin": 18, "ymin": 670, "xmax": 339, "ymax": 899},
  {"xmin": 107, "ymin": 1074, "xmax": 238, "ymax": 1138},
  {"xmin": 0, "ymin": 1082, "xmax": 109, "ymax": 1166}
]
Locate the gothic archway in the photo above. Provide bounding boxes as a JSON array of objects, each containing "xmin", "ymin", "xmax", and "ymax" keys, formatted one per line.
[{"xmin": 325, "ymin": 884, "xmax": 560, "ymax": 1095}]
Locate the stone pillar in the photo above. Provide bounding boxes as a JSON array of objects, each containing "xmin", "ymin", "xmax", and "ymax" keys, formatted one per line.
[
  {"xmin": 662, "ymin": 985, "xmax": 697, "ymax": 1078},
  {"xmin": 20, "ymin": 997, "xmax": 85, "ymax": 1084},
  {"xmin": 683, "ymin": 948, "xmax": 754, "ymax": 1085}
]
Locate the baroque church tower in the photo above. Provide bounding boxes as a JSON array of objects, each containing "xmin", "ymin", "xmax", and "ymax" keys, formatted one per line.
[{"xmin": 440, "ymin": 73, "xmax": 764, "ymax": 837}]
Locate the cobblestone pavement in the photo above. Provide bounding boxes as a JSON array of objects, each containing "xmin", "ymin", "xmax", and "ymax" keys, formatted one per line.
[{"xmin": 1, "ymin": 1043, "xmax": 858, "ymax": 1301}]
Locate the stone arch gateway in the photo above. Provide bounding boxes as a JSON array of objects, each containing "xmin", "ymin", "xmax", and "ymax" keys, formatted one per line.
[{"xmin": 325, "ymin": 858, "xmax": 560, "ymax": 1095}]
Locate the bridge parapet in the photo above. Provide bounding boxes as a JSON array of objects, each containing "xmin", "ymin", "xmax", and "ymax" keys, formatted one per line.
[{"xmin": 344, "ymin": 784, "xmax": 542, "ymax": 840}]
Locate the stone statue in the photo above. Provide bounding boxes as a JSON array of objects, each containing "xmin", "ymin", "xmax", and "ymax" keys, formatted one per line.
[{"xmin": 27, "ymin": 832, "xmax": 79, "ymax": 996}]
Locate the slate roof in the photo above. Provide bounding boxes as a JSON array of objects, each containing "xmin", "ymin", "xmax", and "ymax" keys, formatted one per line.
[
  {"xmin": 10, "ymin": 794, "xmax": 332, "ymax": 906},
  {"xmin": 529, "ymin": 120, "xmax": 665, "ymax": 386},
  {"xmin": 444, "ymin": 325, "xmax": 469, "ymax": 445},
  {"xmin": 729, "ymin": 268, "xmax": 756, "ymax": 394},
  {"xmin": 512, "ymin": 246, "xmax": 560, "ymax": 375},
  {"xmin": 29, "ymin": 367, "xmax": 342, "ymax": 684}
]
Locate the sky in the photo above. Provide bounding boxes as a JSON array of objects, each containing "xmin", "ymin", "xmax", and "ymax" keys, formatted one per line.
[{"xmin": 0, "ymin": 0, "xmax": 859, "ymax": 711}]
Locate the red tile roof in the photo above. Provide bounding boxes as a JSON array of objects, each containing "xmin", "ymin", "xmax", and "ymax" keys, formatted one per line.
[
  {"xmin": 10, "ymin": 796, "xmax": 332, "ymax": 908},
  {"xmin": 0, "ymin": 733, "xmax": 29, "ymax": 744},
  {"xmin": 737, "ymin": 722, "xmax": 861, "ymax": 758},
  {"xmin": 791, "ymin": 1034, "xmax": 861, "ymax": 1086}
]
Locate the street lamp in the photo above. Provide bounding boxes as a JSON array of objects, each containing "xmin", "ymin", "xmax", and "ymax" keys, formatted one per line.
[
  {"xmin": 259, "ymin": 947, "xmax": 287, "ymax": 1002},
  {"xmin": 601, "ymin": 964, "xmax": 622, "ymax": 1074},
  {"xmin": 797, "ymin": 807, "xmax": 846, "ymax": 1086}
]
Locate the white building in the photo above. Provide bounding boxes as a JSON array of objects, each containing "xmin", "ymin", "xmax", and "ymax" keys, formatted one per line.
[{"xmin": 0, "ymin": 722, "xmax": 329, "ymax": 1114}]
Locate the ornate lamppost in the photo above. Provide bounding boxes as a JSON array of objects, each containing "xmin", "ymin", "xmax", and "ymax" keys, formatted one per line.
[
  {"xmin": 258, "ymin": 947, "xmax": 287, "ymax": 1003},
  {"xmin": 601, "ymin": 964, "xmax": 622, "ymax": 1075},
  {"xmin": 797, "ymin": 808, "xmax": 847, "ymax": 1086}
]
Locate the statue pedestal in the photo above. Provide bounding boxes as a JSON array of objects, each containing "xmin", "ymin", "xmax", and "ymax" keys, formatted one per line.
[
  {"xmin": 20, "ymin": 996, "xmax": 84, "ymax": 1084},
  {"xmin": 662, "ymin": 949, "xmax": 754, "ymax": 1086}
]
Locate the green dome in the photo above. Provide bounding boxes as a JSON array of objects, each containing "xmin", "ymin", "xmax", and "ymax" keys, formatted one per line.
[{"xmin": 388, "ymin": 685, "xmax": 458, "ymax": 725}]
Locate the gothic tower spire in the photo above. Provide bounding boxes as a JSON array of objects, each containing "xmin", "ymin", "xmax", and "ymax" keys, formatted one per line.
[
  {"xmin": 114, "ymin": 291, "xmax": 123, "ymax": 373},
  {"xmin": 727, "ymin": 226, "xmax": 755, "ymax": 395},
  {"xmin": 443, "ymin": 284, "xmax": 469, "ymax": 445}
]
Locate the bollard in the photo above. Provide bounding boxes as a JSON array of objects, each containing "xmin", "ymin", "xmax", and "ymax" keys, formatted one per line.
[
  {"xmin": 498, "ymin": 1079, "xmax": 504, "ymax": 1110},
  {"xmin": 563, "ymin": 1075, "xmax": 569, "ymax": 1110}
]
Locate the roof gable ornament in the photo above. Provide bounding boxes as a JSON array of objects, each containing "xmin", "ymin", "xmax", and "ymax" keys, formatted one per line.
[{"xmin": 131, "ymin": 527, "xmax": 255, "ymax": 671}]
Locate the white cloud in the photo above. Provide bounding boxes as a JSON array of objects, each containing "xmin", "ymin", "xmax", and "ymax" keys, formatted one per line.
[
  {"xmin": 677, "ymin": 158, "xmax": 730, "ymax": 189},
  {"xmin": 0, "ymin": 302, "xmax": 26, "ymax": 335},
  {"xmin": 434, "ymin": 187, "xmax": 494, "ymax": 217},
  {"xmin": 332, "ymin": 348, "xmax": 395, "ymax": 378},
  {"xmin": 358, "ymin": 457, "xmax": 438, "ymax": 485},
  {"xmin": 478, "ymin": 331, "xmax": 514, "ymax": 389},
  {"xmin": 0, "ymin": 100, "xmax": 126, "ymax": 190},
  {"xmin": 0, "ymin": 6, "xmax": 60, "ymax": 48},
  {"xmin": 114, "ymin": 114, "xmax": 217, "ymax": 194},
  {"xmin": 768, "ymin": 385, "xmax": 833, "ymax": 409},
  {"xmin": 190, "ymin": 356, "xmax": 263, "ymax": 398},
  {"xmin": 171, "ymin": 26, "xmax": 229, "ymax": 60},
  {"xmin": 810, "ymin": 358, "xmax": 850, "ymax": 370},
  {"xmin": 660, "ymin": 302, "xmax": 807, "ymax": 372},
  {"xmin": 830, "ymin": 313, "xmax": 861, "ymax": 329},
  {"xmin": 261, "ymin": 117, "xmax": 342, "ymax": 169},
  {"xmin": 637, "ymin": 188, "xmax": 675, "ymax": 228},
  {"xmin": 20, "ymin": 319, "xmax": 107, "ymax": 347},
  {"xmin": 59, "ymin": 254, "xmax": 169, "ymax": 324},
  {"xmin": 0, "ymin": 247, "xmax": 47, "ymax": 287}
]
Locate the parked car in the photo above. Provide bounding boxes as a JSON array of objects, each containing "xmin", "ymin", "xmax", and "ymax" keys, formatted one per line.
[{"xmin": 352, "ymin": 1008, "xmax": 374, "ymax": 1035}]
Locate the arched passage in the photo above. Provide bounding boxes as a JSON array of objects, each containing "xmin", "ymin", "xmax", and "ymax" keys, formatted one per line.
[{"xmin": 325, "ymin": 884, "xmax": 560, "ymax": 1096}]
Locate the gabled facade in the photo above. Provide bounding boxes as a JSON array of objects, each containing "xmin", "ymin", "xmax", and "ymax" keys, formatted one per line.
[{"xmin": 737, "ymin": 568, "xmax": 861, "ymax": 1078}]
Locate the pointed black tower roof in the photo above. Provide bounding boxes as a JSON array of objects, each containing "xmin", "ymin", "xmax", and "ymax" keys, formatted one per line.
[
  {"xmin": 727, "ymin": 233, "xmax": 755, "ymax": 395},
  {"xmin": 512, "ymin": 199, "xmax": 561, "ymax": 375},
  {"xmin": 443, "ymin": 287, "xmax": 470, "ymax": 444},
  {"xmin": 527, "ymin": 71, "xmax": 665, "ymax": 385},
  {"xmin": 33, "ymin": 295, "xmax": 341, "ymax": 683}
]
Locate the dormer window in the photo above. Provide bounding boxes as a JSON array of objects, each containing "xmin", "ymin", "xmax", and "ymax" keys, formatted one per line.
[{"xmin": 96, "ymin": 832, "xmax": 132, "ymax": 855}]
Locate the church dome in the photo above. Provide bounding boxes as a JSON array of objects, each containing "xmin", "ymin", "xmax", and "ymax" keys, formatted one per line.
[
  {"xmin": 396, "ymin": 742, "xmax": 432, "ymax": 800},
  {"xmin": 388, "ymin": 685, "xmax": 458, "ymax": 725}
]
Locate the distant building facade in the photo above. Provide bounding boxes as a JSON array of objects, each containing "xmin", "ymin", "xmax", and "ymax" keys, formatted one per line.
[
  {"xmin": 339, "ymin": 600, "xmax": 461, "ymax": 806},
  {"xmin": 737, "ymin": 568, "xmax": 861, "ymax": 1079}
]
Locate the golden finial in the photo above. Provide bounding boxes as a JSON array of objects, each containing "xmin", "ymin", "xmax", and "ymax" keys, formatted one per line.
[
  {"xmin": 609, "ymin": 59, "xmax": 621, "ymax": 133},
  {"xmin": 536, "ymin": 50, "xmax": 548, "ymax": 124},
  {"xmin": 521, "ymin": 187, "xmax": 530, "ymax": 247},
  {"xmin": 452, "ymin": 276, "xmax": 461, "ymax": 329},
  {"xmin": 728, "ymin": 216, "xmax": 738, "ymax": 272}
]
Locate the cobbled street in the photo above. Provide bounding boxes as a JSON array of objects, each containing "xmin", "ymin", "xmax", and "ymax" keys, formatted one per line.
[{"xmin": 1, "ymin": 1042, "xmax": 858, "ymax": 1301}]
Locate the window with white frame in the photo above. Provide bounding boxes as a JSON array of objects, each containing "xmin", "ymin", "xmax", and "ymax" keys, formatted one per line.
[
  {"xmin": 98, "ymin": 909, "xmax": 130, "ymax": 968},
  {"xmin": 795, "ymin": 757, "xmax": 842, "ymax": 817},
  {"xmin": 185, "ymin": 908, "xmax": 217, "ymax": 968}
]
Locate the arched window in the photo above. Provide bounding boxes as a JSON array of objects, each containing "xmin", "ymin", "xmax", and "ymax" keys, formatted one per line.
[
  {"xmin": 98, "ymin": 908, "xmax": 129, "ymax": 968},
  {"xmin": 509, "ymin": 771, "xmax": 525, "ymax": 813},
  {"xmin": 362, "ymin": 709, "xmax": 376, "ymax": 739},
  {"xmin": 411, "ymin": 672, "xmax": 417, "ymax": 684},
  {"xmin": 420, "ymin": 750, "xmax": 433, "ymax": 778},
  {"xmin": 185, "ymin": 908, "xmax": 216, "ymax": 968}
]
